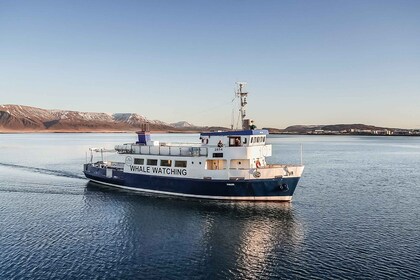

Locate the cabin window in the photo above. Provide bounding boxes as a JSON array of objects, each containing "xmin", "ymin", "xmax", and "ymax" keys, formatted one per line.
[
  {"xmin": 134, "ymin": 158, "xmax": 144, "ymax": 165},
  {"xmin": 206, "ymin": 159, "xmax": 227, "ymax": 170},
  {"xmin": 147, "ymin": 159, "xmax": 158, "ymax": 166},
  {"xmin": 160, "ymin": 159, "xmax": 172, "ymax": 167},
  {"xmin": 213, "ymin": 153, "xmax": 223, "ymax": 158},
  {"xmin": 229, "ymin": 137, "xmax": 241, "ymax": 147},
  {"xmin": 175, "ymin": 160, "xmax": 187, "ymax": 168}
]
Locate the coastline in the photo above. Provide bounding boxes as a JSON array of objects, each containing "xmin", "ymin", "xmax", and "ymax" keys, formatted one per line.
[
  {"xmin": 1, "ymin": 129, "xmax": 419, "ymax": 136},
  {"xmin": 0, "ymin": 129, "xmax": 201, "ymax": 134}
]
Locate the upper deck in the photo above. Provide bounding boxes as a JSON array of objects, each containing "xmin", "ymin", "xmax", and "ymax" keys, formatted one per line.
[
  {"xmin": 115, "ymin": 129, "xmax": 270, "ymax": 158},
  {"xmin": 200, "ymin": 129, "xmax": 268, "ymax": 148}
]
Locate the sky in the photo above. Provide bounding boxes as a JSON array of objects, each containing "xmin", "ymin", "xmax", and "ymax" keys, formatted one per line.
[{"xmin": 1, "ymin": 0, "xmax": 419, "ymax": 129}]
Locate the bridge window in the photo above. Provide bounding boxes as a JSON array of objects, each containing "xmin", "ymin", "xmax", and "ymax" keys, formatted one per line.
[
  {"xmin": 160, "ymin": 159, "xmax": 172, "ymax": 167},
  {"xmin": 229, "ymin": 137, "xmax": 241, "ymax": 147},
  {"xmin": 213, "ymin": 153, "xmax": 223, "ymax": 158},
  {"xmin": 134, "ymin": 158, "xmax": 144, "ymax": 165},
  {"xmin": 175, "ymin": 160, "xmax": 187, "ymax": 168},
  {"xmin": 147, "ymin": 159, "xmax": 158, "ymax": 166}
]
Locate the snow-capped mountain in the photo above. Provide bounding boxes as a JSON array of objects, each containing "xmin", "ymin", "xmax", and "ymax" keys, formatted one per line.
[
  {"xmin": 0, "ymin": 105, "xmax": 172, "ymax": 131},
  {"xmin": 170, "ymin": 121, "xmax": 196, "ymax": 128},
  {"xmin": 112, "ymin": 113, "xmax": 168, "ymax": 126}
]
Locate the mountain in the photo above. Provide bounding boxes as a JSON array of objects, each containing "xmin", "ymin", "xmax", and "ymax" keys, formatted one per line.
[
  {"xmin": 112, "ymin": 113, "xmax": 169, "ymax": 127},
  {"xmin": 0, "ymin": 105, "xmax": 172, "ymax": 132},
  {"xmin": 170, "ymin": 121, "xmax": 196, "ymax": 128}
]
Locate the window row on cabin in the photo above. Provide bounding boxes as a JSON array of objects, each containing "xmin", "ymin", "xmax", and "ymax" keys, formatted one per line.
[
  {"xmin": 250, "ymin": 136, "xmax": 266, "ymax": 144},
  {"xmin": 229, "ymin": 137, "xmax": 246, "ymax": 146},
  {"xmin": 227, "ymin": 136, "xmax": 266, "ymax": 146},
  {"xmin": 133, "ymin": 158, "xmax": 187, "ymax": 167}
]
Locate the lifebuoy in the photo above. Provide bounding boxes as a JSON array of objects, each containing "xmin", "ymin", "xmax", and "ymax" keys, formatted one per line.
[
  {"xmin": 253, "ymin": 171, "xmax": 261, "ymax": 178},
  {"xmin": 256, "ymin": 160, "xmax": 261, "ymax": 168}
]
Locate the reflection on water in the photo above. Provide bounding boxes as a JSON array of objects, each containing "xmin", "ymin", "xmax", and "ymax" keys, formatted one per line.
[{"xmin": 84, "ymin": 182, "xmax": 305, "ymax": 279}]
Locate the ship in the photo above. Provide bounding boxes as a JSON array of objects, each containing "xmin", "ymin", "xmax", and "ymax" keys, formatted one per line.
[{"xmin": 83, "ymin": 83, "xmax": 304, "ymax": 201}]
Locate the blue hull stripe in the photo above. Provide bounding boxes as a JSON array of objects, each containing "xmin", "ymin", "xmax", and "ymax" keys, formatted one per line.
[{"xmin": 88, "ymin": 179, "xmax": 293, "ymax": 201}]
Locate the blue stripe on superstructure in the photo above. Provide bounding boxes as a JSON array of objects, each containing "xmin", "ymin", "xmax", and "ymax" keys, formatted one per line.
[{"xmin": 200, "ymin": 129, "xmax": 269, "ymax": 137}]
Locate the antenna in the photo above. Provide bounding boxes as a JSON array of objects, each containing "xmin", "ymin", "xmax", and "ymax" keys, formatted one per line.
[
  {"xmin": 236, "ymin": 82, "xmax": 248, "ymax": 129},
  {"xmin": 230, "ymin": 87, "xmax": 236, "ymax": 130}
]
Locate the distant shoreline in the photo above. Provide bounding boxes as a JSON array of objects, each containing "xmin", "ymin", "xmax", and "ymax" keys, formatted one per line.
[
  {"xmin": 269, "ymin": 133, "xmax": 420, "ymax": 137},
  {"xmin": 0, "ymin": 129, "xmax": 201, "ymax": 134},
  {"xmin": 1, "ymin": 129, "xmax": 419, "ymax": 137}
]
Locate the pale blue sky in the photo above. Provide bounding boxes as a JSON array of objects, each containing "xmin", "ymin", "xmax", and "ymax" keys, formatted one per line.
[{"xmin": 1, "ymin": 0, "xmax": 419, "ymax": 128}]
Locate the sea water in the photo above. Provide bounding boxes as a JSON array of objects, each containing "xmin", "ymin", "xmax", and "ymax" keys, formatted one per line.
[{"xmin": 1, "ymin": 133, "xmax": 419, "ymax": 279}]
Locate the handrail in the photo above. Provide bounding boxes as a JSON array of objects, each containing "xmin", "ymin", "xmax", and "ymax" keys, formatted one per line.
[{"xmin": 115, "ymin": 144, "xmax": 208, "ymax": 157}]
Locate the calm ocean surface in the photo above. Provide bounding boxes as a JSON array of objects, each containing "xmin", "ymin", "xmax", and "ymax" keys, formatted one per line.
[{"xmin": 1, "ymin": 133, "xmax": 419, "ymax": 279}]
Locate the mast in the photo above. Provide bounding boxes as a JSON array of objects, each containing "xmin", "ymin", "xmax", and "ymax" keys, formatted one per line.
[{"xmin": 236, "ymin": 82, "xmax": 249, "ymax": 130}]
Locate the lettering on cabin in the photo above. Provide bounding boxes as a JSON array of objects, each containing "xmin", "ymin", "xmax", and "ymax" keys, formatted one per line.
[{"xmin": 128, "ymin": 165, "xmax": 187, "ymax": 176}]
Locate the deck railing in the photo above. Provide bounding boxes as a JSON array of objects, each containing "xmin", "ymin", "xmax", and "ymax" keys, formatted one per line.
[{"xmin": 115, "ymin": 144, "xmax": 208, "ymax": 157}]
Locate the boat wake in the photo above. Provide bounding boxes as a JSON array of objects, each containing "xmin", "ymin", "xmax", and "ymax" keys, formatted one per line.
[{"xmin": 0, "ymin": 162, "xmax": 86, "ymax": 180}]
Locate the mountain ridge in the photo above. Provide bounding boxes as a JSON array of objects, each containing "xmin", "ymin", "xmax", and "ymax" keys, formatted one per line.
[
  {"xmin": 0, "ymin": 104, "xmax": 223, "ymax": 132},
  {"xmin": 1, "ymin": 104, "xmax": 416, "ymax": 134}
]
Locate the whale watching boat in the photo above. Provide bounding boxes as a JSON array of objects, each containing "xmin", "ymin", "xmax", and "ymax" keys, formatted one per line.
[{"xmin": 83, "ymin": 83, "xmax": 304, "ymax": 201}]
